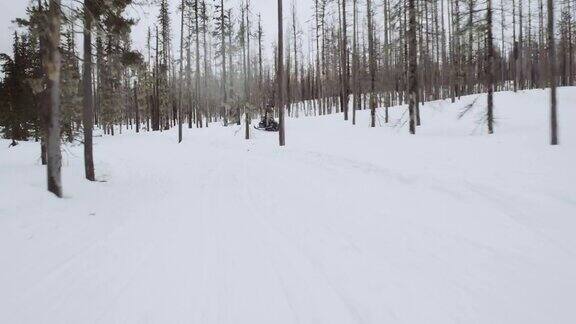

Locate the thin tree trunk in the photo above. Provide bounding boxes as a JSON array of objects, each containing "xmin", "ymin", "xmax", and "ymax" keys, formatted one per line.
[
  {"xmin": 245, "ymin": 1, "xmax": 251, "ymax": 140},
  {"xmin": 83, "ymin": 0, "xmax": 95, "ymax": 181},
  {"xmin": 258, "ymin": 14, "xmax": 264, "ymax": 114},
  {"xmin": 352, "ymin": 0, "xmax": 358, "ymax": 125},
  {"xmin": 178, "ymin": 0, "xmax": 184, "ymax": 143},
  {"xmin": 202, "ymin": 0, "xmax": 210, "ymax": 127},
  {"xmin": 548, "ymin": 0, "xmax": 558, "ymax": 145},
  {"xmin": 341, "ymin": 0, "xmax": 349, "ymax": 120},
  {"xmin": 153, "ymin": 26, "xmax": 160, "ymax": 131},
  {"xmin": 513, "ymin": 0, "xmax": 518, "ymax": 92},
  {"xmin": 134, "ymin": 82, "xmax": 140, "ymax": 133},
  {"xmin": 221, "ymin": 0, "xmax": 228, "ymax": 125},
  {"xmin": 278, "ymin": 0, "xmax": 286, "ymax": 146},
  {"xmin": 37, "ymin": 0, "xmax": 48, "ymax": 166},
  {"xmin": 487, "ymin": 0, "xmax": 495, "ymax": 134},
  {"xmin": 367, "ymin": 0, "xmax": 376, "ymax": 127},
  {"xmin": 194, "ymin": 0, "xmax": 201, "ymax": 129},
  {"xmin": 315, "ymin": 0, "xmax": 323, "ymax": 117},
  {"xmin": 408, "ymin": 0, "xmax": 418, "ymax": 134},
  {"xmin": 517, "ymin": 0, "xmax": 525, "ymax": 90}
]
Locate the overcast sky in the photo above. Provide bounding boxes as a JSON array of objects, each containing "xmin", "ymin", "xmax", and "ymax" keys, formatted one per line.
[
  {"xmin": 0, "ymin": 0, "xmax": 315, "ymax": 58},
  {"xmin": 0, "ymin": 0, "xmax": 561, "ymax": 61},
  {"xmin": 0, "ymin": 0, "xmax": 30, "ymax": 55},
  {"xmin": 131, "ymin": 0, "xmax": 314, "ymax": 59}
]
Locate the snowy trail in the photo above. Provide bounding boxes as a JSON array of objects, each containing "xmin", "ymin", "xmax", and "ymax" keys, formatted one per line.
[{"xmin": 1, "ymin": 89, "xmax": 576, "ymax": 323}]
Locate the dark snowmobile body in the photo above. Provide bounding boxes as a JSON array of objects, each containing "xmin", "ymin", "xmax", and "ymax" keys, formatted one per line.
[
  {"xmin": 254, "ymin": 118, "xmax": 279, "ymax": 132},
  {"xmin": 255, "ymin": 106, "xmax": 279, "ymax": 132}
]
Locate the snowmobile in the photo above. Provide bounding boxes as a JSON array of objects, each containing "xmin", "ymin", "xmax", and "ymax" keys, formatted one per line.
[{"xmin": 254, "ymin": 113, "xmax": 279, "ymax": 132}]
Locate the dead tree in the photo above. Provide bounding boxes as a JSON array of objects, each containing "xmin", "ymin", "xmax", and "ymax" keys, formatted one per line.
[
  {"xmin": 367, "ymin": 0, "xmax": 376, "ymax": 127},
  {"xmin": 352, "ymin": 0, "xmax": 359, "ymax": 125},
  {"xmin": 407, "ymin": 0, "xmax": 418, "ymax": 134},
  {"xmin": 340, "ymin": 0, "xmax": 350, "ymax": 120},
  {"xmin": 178, "ymin": 0, "xmax": 184, "ymax": 143},
  {"xmin": 548, "ymin": 0, "xmax": 558, "ymax": 145},
  {"xmin": 278, "ymin": 0, "xmax": 285, "ymax": 146},
  {"xmin": 487, "ymin": 0, "xmax": 494, "ymax": 134}
]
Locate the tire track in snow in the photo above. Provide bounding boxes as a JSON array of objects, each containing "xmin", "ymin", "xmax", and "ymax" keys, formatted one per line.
[{"xmin": 239, "ymin": 151, "xmax": 369, "ymax": 324}]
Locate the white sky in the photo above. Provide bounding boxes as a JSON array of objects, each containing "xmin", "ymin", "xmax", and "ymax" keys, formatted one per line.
[
  {"xmin": 0, "ymin": 0, "xmax": 315, "ymax": 58},
  {"xmin": 0, "ymin": 0, "xmax": 30, "ymax": 55},
  {"xmin": 0, "ymin": 0, "xmax": 562, "ymax": 61},
  {"xmin": 129, "ymin": 0, "xmax": 314, "ymax": 59}
]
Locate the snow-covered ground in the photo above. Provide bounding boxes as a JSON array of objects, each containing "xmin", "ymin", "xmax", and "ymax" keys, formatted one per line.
[{"xmin": 1, "ymin": 88, "xmax": 575, "ymax": 323}]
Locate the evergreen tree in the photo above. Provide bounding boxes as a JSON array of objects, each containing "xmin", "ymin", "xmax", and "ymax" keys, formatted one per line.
[{"xmin": 0, "ymin": 33, "xmax": 37, "ymax": 143}]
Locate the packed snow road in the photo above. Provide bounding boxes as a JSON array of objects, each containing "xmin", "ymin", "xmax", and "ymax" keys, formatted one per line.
[{"xmin": 1, "ymin": 89, "xmax": 576, "ymax": 323}]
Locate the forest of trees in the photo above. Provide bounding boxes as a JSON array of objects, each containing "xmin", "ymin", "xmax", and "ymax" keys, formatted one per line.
[{"xmin": 0, "ymin": 0, "xmax": 567, "ymax": 197}]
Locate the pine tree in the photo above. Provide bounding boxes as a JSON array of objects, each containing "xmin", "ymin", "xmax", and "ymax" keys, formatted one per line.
[
  {"xmin": 0, "ymin": 33, "xmax": 37, "ymax": 143},
  {"xmin": 61, "ymin": 22, "xmax": 82, "ymax": 143}
]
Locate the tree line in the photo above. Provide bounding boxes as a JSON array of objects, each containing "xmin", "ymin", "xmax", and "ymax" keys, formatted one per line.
[{"xmin": 0, "ymin": 0, "xmax": 565, "ymax": 197}]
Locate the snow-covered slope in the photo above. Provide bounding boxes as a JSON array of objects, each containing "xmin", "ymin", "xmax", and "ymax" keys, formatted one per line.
[{"xmin": 1, "ymin": 88, "xmax": 575, "ymax": 323}]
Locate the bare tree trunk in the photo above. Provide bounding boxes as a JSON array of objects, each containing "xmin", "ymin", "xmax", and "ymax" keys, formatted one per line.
[
  {"xmin": 178, "ymin": 0, "xmax": 184, "ymax": 143},
  {"xmin": 134, "ymin": 82, "xmax": 140, "ymax": 133},
  {"xmin": 340, "ymin": 0, "xmax": 349, "ymax": 120},
  {"xmin": 512, "ymin": 0, "xmax": 518, "ymax": 92},
  {"xmin": 487, "ymin": 0, "xmax": 494, "ymax": 134},
  {"xmin": 153, "ymin": 27, "xmax": 161, "ymax": 131},
  {"xmin": 40, "ymin": 93, "xmax": 48, "ymax": 165},
  {"xmin": 408, "ymin": 0, "xmax": 418, "ymax": 134},
  {"xmin": 258, "ymin": 14, "xmax": 264, "ymax": 113},
  {"xmin": 441, "ymin": 0, "xmax": 448, "ymax": 98},
  {"xmin": 518, "ymin": 0, "xmax": 524, "ymax": 90},
  {"xmin": 292, "ymin": 1, "xmax": 299, "ymax": 119},
  {"xmin": 352, "ymin": 0, "xmax": 358, "ymax": 125},
  {"xmin": 202, "ymin": 0, "xmax": 210, "ymax": 127},
  {"xmin": 37, "ymin": 0, "xmax": 48, "ymax": 165},
  {"xmin": 221, "ymin": 0, "xmax": 228, "ymax": 125},
  {"xmin": 245, "ymin": 111, "xmax": 250, "ymax": 139},
  {"xmin": 453, "ymin": 0, "xmax": 462, "ymax": 100},
  {"xmin": 315, "ymin": 0, "xmax": 323, "ymax": 117},
  {"xmin": 548, "ymin": 0, "xmax": 558, "ymax": 145},
  {"xmin": 466, "ymin": 0, "xmax": 474, "ymax": 95},
  {"xmin": 367, "ymin": 0, "xmax": 376, "ymax": 127},
  {"xmin": 278, "ymin": 0, "xmax": 286, "ymax": 146},
  {"xmin": 247, "ymin": 0, "xmax": 252, "ymax": 103},
  {"xmin": 501, "ymin": 0, "xmax": 507, "ymax": 89},
  {"xmin": 568, "ymin": 1, "xmax": 574, "ymax": 86},
  {"xmin": 83, "ymin": 0, "xmax": 95, "ymax": 181},
  {"xmin": 45, "ymin": 0, "xmax": 63, "ymax": 197},
  {"xmin": 245, "ymin": 2, "xmax": 251, "ymax": 139}
]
